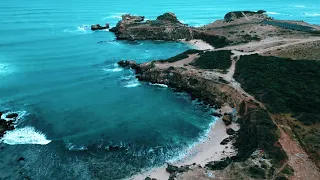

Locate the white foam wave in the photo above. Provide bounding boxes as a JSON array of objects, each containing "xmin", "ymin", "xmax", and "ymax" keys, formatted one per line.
[
  {"xmin": 303, "ymin": 13, "xmax": 320, "ymax": 17},
  {"xmin": 167, "ymin": 116, "xmax": 218, "ymax": 163},
  {"xmin": 63, "ymin": 25, "xmax": 92, "ymax": 34},
  {"xmin": 1, "ymin": 126, "xmax": 51, "ymax": 145},
  {"xmin": 290, "ymin": 5, "xmax": 306, "ymax": 8},
  {"xmin": 124, "ymin": 79, "xmax": 140, "ymax": 88},
  {"xmin": 66, "ymin": 143, "xmax": 88, "ymax": 151},
  {"xmin": 149, "ymin": 83, "xmax": 168, "ymax": 88},
  {"xmin": 1, "ymin": 110, "xmax": 27, "ymax": 125},
  {"xmin": 102, "ymin": 12, "xmax": 127, "ymax": 20},
  {"xmin": 267, "ymin": 12, "xmax": 280, "ymax": 15},
  {"xmin": 103, "ymin": 63, "xmax": 123, "ymax": 72},
  {"xmin": 103, "ymin": 67, "xmax": 123, "ymax": 72}
]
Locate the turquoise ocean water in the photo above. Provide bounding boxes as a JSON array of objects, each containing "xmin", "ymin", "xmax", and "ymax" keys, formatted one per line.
[{"xmin": 0, "ymin": 0, "xmax": 319, "ymax": 179}]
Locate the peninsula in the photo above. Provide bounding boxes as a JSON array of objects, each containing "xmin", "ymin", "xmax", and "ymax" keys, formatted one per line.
[{"xmin": 112, "ymin": 11, "xmax": 320, "ymax": 180}]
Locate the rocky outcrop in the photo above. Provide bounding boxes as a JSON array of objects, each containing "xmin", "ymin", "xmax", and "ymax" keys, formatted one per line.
[
  {"xmin": 117, "ymin": 59, "xmax": 236, "ymax": 108},
  {"xmin": 222, "ymin": 114, "xmax": 233, "ymax": 126},
  {"xmin": 122, "ymin": 14, "xmax": 145, "ymax": 23},
  {"xmin": 166, "ymin": 164, "xmax": 192, "ymax": 180},
  {"xmin": 226, "ymin": 127, "xmax": 236, "ymax": 135},
  {"xmin": 6, "ymin": 113, "xmax": 18, "ymax": 119},
  {"xmin": 0, "ymin": 112, "xmax": 15, "ymax": 138},
  {"xmin": 110, "ymin": 12, "xmax": 193, "ymax": 41},
  {"xmin": 91, "ymin": 24, "xmax": 109, "ymax": 31},
  {"xmin": 224, "ymin": 10, "xmax": 267, "ymax": 22}
]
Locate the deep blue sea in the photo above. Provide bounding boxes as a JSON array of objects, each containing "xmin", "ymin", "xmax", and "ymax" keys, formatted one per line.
[{"xmin": 0, "ymin": 0, "xmax": 319, "ymax": 179}]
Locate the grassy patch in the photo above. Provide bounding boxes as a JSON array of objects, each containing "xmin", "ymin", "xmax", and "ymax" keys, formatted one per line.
[{"xmin": 190, "ymin": 50, "xmax": 232, "ymax": 70}]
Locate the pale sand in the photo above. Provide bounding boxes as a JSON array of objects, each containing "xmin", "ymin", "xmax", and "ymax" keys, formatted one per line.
[
  {"xmin": 130, "ymin": 105, "xmax": 238, "ymax": 180},
  {"xmin": 180, "ymin": 39, "xmax": 214, "ymax": 50}
]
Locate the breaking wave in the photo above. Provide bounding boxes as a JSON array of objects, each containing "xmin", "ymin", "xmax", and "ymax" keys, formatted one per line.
[
  {"xmin": 267, "ymin": 12, "xmax": 280, "ymax": 15},
  {"xmin": 63, "ymin": 25, "xmax": 92, "ymax": 34},
  {"xmin": 66, "ymin": 143, "xmax": 88, "ymax": 151},
  {"xmin": 149, "ymin": 83, "xmax": 168, "ymax": 88},
  {"xmin": 103, "ymin": 63, "xmax": 123, "ymax": 72},
  {"xmin": 1, "ymin": 126, "xmax": 51, "ymax": 145},
  {"xmin": 120, "ymin": 70, "xmax": 141, "ymax": 88}
]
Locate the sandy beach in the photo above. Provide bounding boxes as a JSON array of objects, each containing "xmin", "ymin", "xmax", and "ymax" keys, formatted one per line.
[
  {"xmin": 180, "ymin": 39, "xmax": 214, "ymax": 50},
  {"xmin": 130, "ymin": 105, "xmax": 238, "ymax": 180}
]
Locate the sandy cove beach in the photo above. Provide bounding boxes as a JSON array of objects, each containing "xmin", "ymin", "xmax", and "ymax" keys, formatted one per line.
[
  {"xmin": 180, "ymin": 39, "xmax": 214, "ymax": 50},
  {"xmin": 130, "ymin": 105, "xmax": 238, "ymax": 180}
]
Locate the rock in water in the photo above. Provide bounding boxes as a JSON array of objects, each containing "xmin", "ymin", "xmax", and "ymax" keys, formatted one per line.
[
  {"xmin": 91, "ymin": 23, "xmax": 109, "ymax": 31},
  {"xmin": 6, "ymin": 113, "xmax": 18, "ymax": 119},
  {"xmin": 122, "ymin": 14, "xmax": 144, "ymax": 23},
  {"xmin": 0, "ymin": 119, "xmax": 15, "ymax": 137}
]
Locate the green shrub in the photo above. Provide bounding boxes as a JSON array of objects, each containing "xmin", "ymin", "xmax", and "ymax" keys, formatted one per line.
[
  {"xmin": 248, "ymin": 165, "xmax": 266, "ymax": 179},
  {"xmin": 191, "ymin": 50, "xmax": 232, "ymax": 70},
  {"xmin": 156, "ymin": 13, "xmax": 179, "ymax": 23},
  {"xmin": 193, "ymin": 32, "xmax": 232, "ymax": 48},
  {"xmin": 158, "ymin": 49, "xmax": 203, "ymax": 63}
]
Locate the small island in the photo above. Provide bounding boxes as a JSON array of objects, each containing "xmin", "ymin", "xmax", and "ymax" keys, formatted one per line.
[{"xmin": 112, "ymin": 11, "xmax": 320, "ymax": 180}]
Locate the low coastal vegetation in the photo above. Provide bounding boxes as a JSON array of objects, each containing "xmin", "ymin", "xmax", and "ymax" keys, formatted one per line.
[
  {"xmin": 158, "ymin": 49, "xmax": 202, "ymax": 63},
  {"xmin": 190, "ymin": 50, "xmax": 233, "ymax": 70},
  {"xmin": 193, "ymin": 31, "xmax": 232, "ymax": 48},
  {"xmin": 262, "ymin": 20, "xmax": 315, "ymax": 32},
  {"xmin": 234, "ymin": 54, "xmax": 320, "ymax": 168},
  {"xmin": 234, "ymin": 54, "xmax": 320, "ymax": 123},
  {"xmin": 156, "ymin": 12, "xmax": 180, "ymax": 23},
  {"xmin": 158, "ymin": 49, "xmax": 233, "ymax": 71},
  {"xmin": 224, "ymin": 10, "xmax": 266, "ymax": 22}
]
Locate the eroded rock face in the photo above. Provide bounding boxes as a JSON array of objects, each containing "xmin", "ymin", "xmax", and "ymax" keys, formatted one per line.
[{"xmin": 110, "ymin": 12, "xmax": 193, "ymax": 41}]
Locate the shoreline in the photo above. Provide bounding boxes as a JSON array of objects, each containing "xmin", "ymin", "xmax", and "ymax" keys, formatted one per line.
[
  {"xmin": 180, "ymin": 39, "xmax": 214, "ymax": 50},
  {"xmin": 130, "ymin": 105, "xmax": 238, "ymax": 180}
]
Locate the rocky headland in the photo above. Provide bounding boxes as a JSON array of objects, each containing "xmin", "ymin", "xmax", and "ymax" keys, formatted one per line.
[{"xmin": 114, "ymin": 11, "xmax": 320, "ymax": 180}]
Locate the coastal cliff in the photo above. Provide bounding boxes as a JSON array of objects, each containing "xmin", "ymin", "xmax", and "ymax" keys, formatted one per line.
[{"xmin": 113, "ymin": 11, "xmax": 320, "ymax": 180}]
